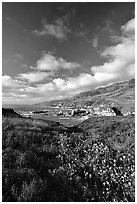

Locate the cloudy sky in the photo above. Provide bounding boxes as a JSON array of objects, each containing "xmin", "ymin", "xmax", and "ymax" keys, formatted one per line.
[{"xmin": 2, "ymin": 2, "xmax": 135, "ymax": 104}]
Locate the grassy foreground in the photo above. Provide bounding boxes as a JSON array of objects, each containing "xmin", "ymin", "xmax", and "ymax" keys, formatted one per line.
[{"xmin": 2, "ymin": 115, "xmax": 135, "ymax": 202}]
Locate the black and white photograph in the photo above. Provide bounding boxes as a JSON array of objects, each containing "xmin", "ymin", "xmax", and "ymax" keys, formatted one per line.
[{"xmin": 2, "ymin": 1, "xmax": 135, "ymax": 202}]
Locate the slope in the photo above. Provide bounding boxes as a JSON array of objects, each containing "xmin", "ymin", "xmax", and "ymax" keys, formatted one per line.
[{"xmin": 36, "ymin": 78, "xmax": 135, "ymax": 113}]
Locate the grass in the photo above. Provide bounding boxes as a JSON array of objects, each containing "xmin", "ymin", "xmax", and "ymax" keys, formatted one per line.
[{"xmin": 2, "ymin": 115, "xmax": 135, "ymax": 201}]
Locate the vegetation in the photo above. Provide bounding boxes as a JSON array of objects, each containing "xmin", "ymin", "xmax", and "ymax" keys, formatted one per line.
[{"xmin": 2, "ymin": 115, "xmax": 135, "ymax": 202}]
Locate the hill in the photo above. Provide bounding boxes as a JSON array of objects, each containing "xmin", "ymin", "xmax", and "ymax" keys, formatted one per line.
[{"xmin": 36, "ymin": 78, "xmax": 135, "ymax": 113}]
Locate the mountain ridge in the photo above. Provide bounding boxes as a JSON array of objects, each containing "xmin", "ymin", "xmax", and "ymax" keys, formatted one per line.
[{"xmin": 36, "ymin": 78, "xmax": 135, "ymax": 113}]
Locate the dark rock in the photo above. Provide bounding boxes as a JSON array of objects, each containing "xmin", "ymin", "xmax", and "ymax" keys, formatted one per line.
[{"xmin": 111, "ymin": 107, "xmax": 123, "ymax": 116}]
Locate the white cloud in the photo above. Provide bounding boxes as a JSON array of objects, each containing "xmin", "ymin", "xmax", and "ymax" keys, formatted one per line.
[
  {"xmin": 92, "ymin": 36, "xmax": 98, "ymax": 48},
  {"xmin": 122, "ymin": 18, "xmax": 135, "ymax": 35},
  {"xmin": 2, "ymin": 18, "xmax": 135, "ymax": 104},
  {"xmin": 66, "ymin": 74, "xmax": 95, "ymax": 90},
  {"xmin": 53, "ymin": 78, "xmax": 66, "ymax": 89},
  {"xmin": 2, "ymin": 75, "xmax": 26, "ymax": 88},
  {"xmin": 34, "ymin": 53, "xmax": 79, "ymax": 71},
  {"xmin": 2, "ymin": 53, "xmax": 80, "ymax": 104},
  {"xmin": 2, "ymin": 75, "xmax": 28, "ymax": 103},
  {"xmin": 92, "ymin": 18, "xmax": 135, "ymax": 83},
  {"xmin": 17, "ymin": 71, "xmax": 52, "ymax": 83},
  {"xmin": 33, "ymin": 18, "xmax": 71, "ymax": 40}
]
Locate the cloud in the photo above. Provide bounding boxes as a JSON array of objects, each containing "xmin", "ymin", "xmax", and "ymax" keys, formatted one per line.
[
  {"xmin": 2, "ymin": 53, "xmax": 80, "ymax": 104},
  {"xmin": 33, "ymin": 17, "xmax": 71, "ymax": 40},
  {"xmin": 122, "ymin": 18, "xmax": 135, "ymax": 35},
  {"xmin": 2, "ymin": 75, "xmax": 28, "ymax": 101},
  {"xmin": 92, "ymin": 36, "xmax": 98, "ymax": 48},
  {"xmin": 17, "ymin": 71, "xmax": 52, "ymax": 83},
  {"xmin": 2, "ymin": 18, "xmax": 135, "ymax": 104},
  {"xmin": 2, "ymin": 75, "xmax": 26, "ymax": 89},
  {"xmin": 34, "ymin": 52, "xmax": 79, "ymax": 71},
  {"xmin": 92, "ymin": 18, "xmax": 135, "ymax": 83},
  {"xmin": 61, "ymin": 74, "xmax": 95, "ymax": 91}
]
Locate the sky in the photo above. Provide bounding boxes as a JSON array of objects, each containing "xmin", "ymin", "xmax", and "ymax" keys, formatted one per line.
[{"xmin": 2, "ymin": 2, "xmax": 135, "ymax": 105}]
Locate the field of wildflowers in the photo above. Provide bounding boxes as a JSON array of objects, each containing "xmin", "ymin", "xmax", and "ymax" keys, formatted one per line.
[{"xmin": 2, "ymin": 115, "xmax": 135, "ymax": 201}]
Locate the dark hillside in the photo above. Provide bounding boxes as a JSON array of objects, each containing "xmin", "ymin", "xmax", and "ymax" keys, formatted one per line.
[
  {"xmin": 78, "ymin": 115, "xmax": 135, "ymax": 151},
  {"xmin": 2, "ymin": 115, "xmax": 135, "ymax": 202},
  {"xmin": 2, "ymin": 108, "xmax": 22, "ymax": 118}
]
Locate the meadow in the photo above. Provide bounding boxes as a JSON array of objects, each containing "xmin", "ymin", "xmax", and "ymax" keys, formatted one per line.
[{"xmin": 2, "ymin": 115, "xmax": 135, "ymax": 201}]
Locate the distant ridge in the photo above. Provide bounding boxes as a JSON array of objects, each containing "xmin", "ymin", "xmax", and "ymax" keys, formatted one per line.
[{"xmin": 35, "ymin": 78, "xmax": 135, "ymax": 113}]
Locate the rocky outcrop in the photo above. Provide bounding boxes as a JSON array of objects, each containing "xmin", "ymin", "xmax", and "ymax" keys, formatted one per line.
[{"xmin": 111, "ymin": 107, "xmax": 123, "ymax": 116}]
